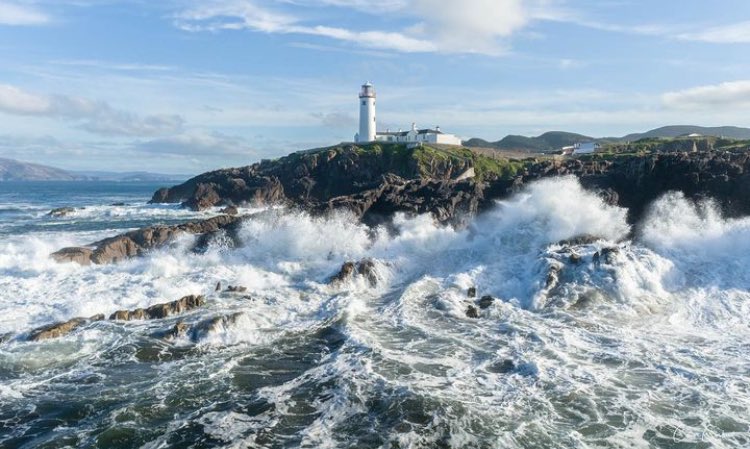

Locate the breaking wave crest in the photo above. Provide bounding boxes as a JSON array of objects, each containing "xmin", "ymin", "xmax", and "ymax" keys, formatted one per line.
[{"xmin": 0, "ymin": 177, "xmax": 748, "ymax": 448}]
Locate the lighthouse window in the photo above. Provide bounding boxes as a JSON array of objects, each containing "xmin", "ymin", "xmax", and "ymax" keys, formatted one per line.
[{"xmin": 362, "ymin": 101, "xmax": 365, "ymax": 106}]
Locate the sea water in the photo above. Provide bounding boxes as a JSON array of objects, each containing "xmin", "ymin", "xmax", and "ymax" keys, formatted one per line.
[{"xmin": 0, "ymin": 178, "xmax": 748, "ymax": 448}]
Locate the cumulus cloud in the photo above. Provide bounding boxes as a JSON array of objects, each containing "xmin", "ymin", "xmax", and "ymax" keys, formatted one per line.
[
  {"xmin": 0, "ymin": 84, "xmax": 184, "ymax": 137},
  {"xmin": 176, "ymin": 0, "xmax": 558, "ymax": 54},
  {"xmin": 662, "ymin": 80, "xmax": 750, "ymax": 109},
  {"xmin": 0, "ymin": 1, "xmax": 49, "ymax": 25}
]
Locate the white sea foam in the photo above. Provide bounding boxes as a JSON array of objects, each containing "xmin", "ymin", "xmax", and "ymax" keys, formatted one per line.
[{"xmin": 1, "ymin": 177, "xmax": 749, "ymax": 447}]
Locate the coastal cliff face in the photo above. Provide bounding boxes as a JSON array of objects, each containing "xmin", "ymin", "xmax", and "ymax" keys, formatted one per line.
[{"xmin": 152, "ymin": 143, "xmax": 750, "ymax": 225}]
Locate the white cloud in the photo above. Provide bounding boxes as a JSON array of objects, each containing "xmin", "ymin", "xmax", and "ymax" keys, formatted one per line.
[
  {"xmin": 0, "ymin": 83, "xmax": 185, "ymax": 137},
  {"xmin": 678, "ymin": 21, "xmax": 750, "ymax": 44},
  {"xmin": 0, "ymin": 1, "xmax": 49, "ymax": 25},
  {"xmin": 176, "ymin": 0, "xmax": 558, "ymax": 55},
  {"xmin": 662, "ymin": 80, "xmax": 750, "ymax": 109}
]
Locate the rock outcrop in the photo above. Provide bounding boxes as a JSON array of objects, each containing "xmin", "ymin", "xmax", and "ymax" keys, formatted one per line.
[
  {"xmin": 28, "ymin": 314, "xmax": 105, "ymax": 341},
  {"xmin": 110, "ymin": 295, "xmax": 206, "ymax": 321},
  {"xmin": 52, "ymin": 215, "xmax": 243, "ymax": 265},
  {"xmin": 330, "ymin": 259, "xmax": 378, "ymax": 286},
  {"xmin": 151, "ymin": 144, "xmax": 750, "ymax": 227}
]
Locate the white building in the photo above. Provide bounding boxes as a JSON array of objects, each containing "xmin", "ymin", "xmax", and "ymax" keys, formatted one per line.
[{"xmin": 354, "ymin": 82, "xmax": 462, "ymax": 146}]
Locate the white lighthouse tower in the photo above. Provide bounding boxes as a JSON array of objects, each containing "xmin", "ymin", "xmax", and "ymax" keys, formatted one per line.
[{"xmin": 356, "ymin": 82, "xmax": 376, "ymax": 143}]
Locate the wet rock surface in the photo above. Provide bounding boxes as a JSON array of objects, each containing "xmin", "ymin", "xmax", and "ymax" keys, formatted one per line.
[
  {"xmin": 330, "ymin": 259, "xmax": 378, "ymax": 286},
  {"xmin": 150, "ymin": 148, "xmax": 750, "ymax": 228},
  {"xmin": 51, "ymin": 215, "xmax": 243, "ymax": 265},
  {"xmin": 28, "ymin": 314, "xmax": 105, "ymax": 342},
  {"xmin": 110, "ymin": 295, "xmax": 206, "ymax": 321}
]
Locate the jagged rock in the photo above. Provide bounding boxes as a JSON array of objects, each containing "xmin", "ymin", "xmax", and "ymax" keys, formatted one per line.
[
  {"xmin": 109, "ymin": 295, "xmax": 205, "ymax": 321},
  {"xmin": 48, "ymin": 207, "xmax": 77, "ymax": 217},
  {"xmin": 226, "ymin": 285, "xmax": 248, "ymax": 293},
  {"xmin": 478, "ymin": 295, "xmax": 495, "ymax": 309},
  {"xmin": 164, "ymin": 321, "xmax": 190, "ymax": 340},
  {"xmin": 330, "ymin": 259, "xmax": 378, "ymax": 286},
  {"xmin": 51, "ymin": 215, "xmax": 243, "ymax": 265},
  {"xmin": 215, "ymin": 281, "xmax": 222, "ymax": 292},
  {"xmin": 466, "ymin": 305, "xmax": 480, "ymax": 319},
  {"xmin": 28, "ymin": 314, "xmax": 104, "ymax": 342},
  {"xmin": 221, "ymin": 205, "xmax": 239, "ymax": 216},
  {"xmin": 193, "ymin": 312, "xmax": 245, "ymax": 337},
  {"xmin": 467, "ymin": 287, "xmax": 477, "ymax": 298},
  {"xmin": 51, "ymin": 247, "xmax": 94, "ymax": 265}
]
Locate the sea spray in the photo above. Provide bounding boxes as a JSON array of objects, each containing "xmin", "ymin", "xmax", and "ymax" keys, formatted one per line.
[{"xmin": 0, "ymin": 177, "xmax": 749, "ymax": 448}]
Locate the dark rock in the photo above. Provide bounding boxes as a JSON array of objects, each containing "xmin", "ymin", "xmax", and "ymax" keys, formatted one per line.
[
  {"xmin": 569, "ymin": 253, "xmax": 582, "ymax": 264},
  {"xmin": 165, "ymin": 321, "xmax": 190, "ymax": 340},
  {"xmin": 330, "ymin": 259, "xmax": 378, "ymax": 286},
  {"xmin": 488, "ymin": 359, "xmax": 516, "ymax": 374},
  {"xmin": 109, "ymin": 295, "xmax": 205, "ymax": 321},
  {"xmin": 51, "ymin": 215, "xmax": 243, "ymax": 265},
  {"xmin": 478, "ymin": 295, "xmax": 495, "ymax": 309},
  {"xmin": 466, "ymin": 305, "xmax": 480, "ymax": 319},
  {"xmin": 110, "ymin": 202, "xmax": 127, "ymax": 206},
  {"xmin": 545, "ymin": 265, "xmax": 562, "ymax": 289},
  {"xmin": 193, "ymin": 312, "xmax": 245, "ymax": 337},
  {"xmin": 467, "ymin": 287, "xmax": 477, "ymax": 298},
  {"xmin": 215, "ymin": 281, "xmax": 222, "ymax": 292},
  {"xmin": 357, "ymin": 259, "xmax": 378, "ymax": 286},
  {"xmin": 221, "ymin": 205, "xmax": 239, "ymax": 216},
  {"xmin": 48, "ymin": 207, "xmax": 77, "ymax": 217},
  {"xmin": 601, "ymin": 247, "xmax": 620, "ymax": 263},
  {"xmin": 226, "ymin": 285, "xmax": 248, "ymax": 293}
]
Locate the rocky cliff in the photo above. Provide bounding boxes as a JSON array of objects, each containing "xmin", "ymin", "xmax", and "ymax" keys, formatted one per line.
[
  {"xmin": 152, "ymin": 143, "xmax": 750, "ymax": 225},
  {"xmin": 53, "ymin": 145, "xmax": 750, "ymax": 265}
]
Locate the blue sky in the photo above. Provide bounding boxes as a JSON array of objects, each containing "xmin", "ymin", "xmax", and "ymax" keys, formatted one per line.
[{"xmin": 0, "ymin": 0, "xmax": 749, "ymax": 174}]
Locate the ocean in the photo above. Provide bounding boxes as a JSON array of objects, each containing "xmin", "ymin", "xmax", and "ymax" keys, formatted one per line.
[{"xmin": 0, "ymin": 178, "xmax": 748, "ymax": 448}]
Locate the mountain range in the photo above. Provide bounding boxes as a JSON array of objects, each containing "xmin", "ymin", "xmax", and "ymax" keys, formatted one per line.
[{"xmin": 465, "ymin": 125, "xmax": 750, "ymax": 153}]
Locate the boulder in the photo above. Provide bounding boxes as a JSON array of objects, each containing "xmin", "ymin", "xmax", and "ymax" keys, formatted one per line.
[
  {"xmin": 478, "ymin": 295, "xmax": 495, "ymax": 309},
  {"xmin": 467, "ymin": 287, "xmax": 477, "ymax": 298},
  {"xmin": 164, "ymin": 321, "xmax": 190, "ymax": 340},
  {"xmin": 28, "ymin": 314, "xmax": 104, "ymax": 342},
  {"xmin": 466, "ymin": 305, "xmax": 480, "ymax": 319},
  {"xmin": 330, "ymin": 259, "xmax": 378, "ymax": 286},
  {"xmin": 221, "ymin": 205, "xmax": 239, "ymax": 216},
  {"xmin": 109, "ymin": 295, "xmax": 206, "ymax": 321},
  {"xmin": 193, "ymin": 312, "xmax": 245, "ymax": 337},
  {"xmin": 48, "ymin": 207, "xmax": 77, "ymax": 217},
  {"xmin": 226, "ymin": 285, "xmax": 248, "ymax": 293},
  {"xmin": 51, "ymin": 215, "xmax": 243, "ymax": 265},
  {"xmin": 51, "ymin": 247, "xmax": 94, "ymax": 265}
]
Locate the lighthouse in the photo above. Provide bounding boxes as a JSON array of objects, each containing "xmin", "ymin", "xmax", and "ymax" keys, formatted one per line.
[{"xmin": 356, "ymin": 82, "xmax": 376, "ymax": 143}]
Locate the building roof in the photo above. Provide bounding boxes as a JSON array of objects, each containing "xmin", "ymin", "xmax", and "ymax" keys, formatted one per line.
[{"xmin": 378, "ymin": 128, "xmax": 444, "ymax": 137}]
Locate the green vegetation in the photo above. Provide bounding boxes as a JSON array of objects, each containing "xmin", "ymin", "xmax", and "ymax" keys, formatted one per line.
[{"xmin": 350, "ymin": 143, "xmax": 531, "ymax": 181}]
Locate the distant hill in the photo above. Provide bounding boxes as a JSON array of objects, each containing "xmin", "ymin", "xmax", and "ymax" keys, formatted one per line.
[
  {"xmin": 0, "ymin": 158, "xmax": 190, "ymax": 182},
  {"xmin": 0, "ymin": 158, "xmax": 85, "ymax": 181},
  {"xmin": 622, "ymin": 126, "xmax": 750, "ymax": 141},
  {"xmin": 465, "ymin": 131, "xmax": 594, "ymax": 153},
  {"xmin": 72, "ymin": 170, "xmax": 190, "ymax": 182}
]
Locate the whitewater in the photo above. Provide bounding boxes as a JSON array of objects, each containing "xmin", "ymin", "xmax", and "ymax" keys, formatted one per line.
[{"xmin": 0, "ymin": 177, "xmax": 748, "ymax": 448}]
